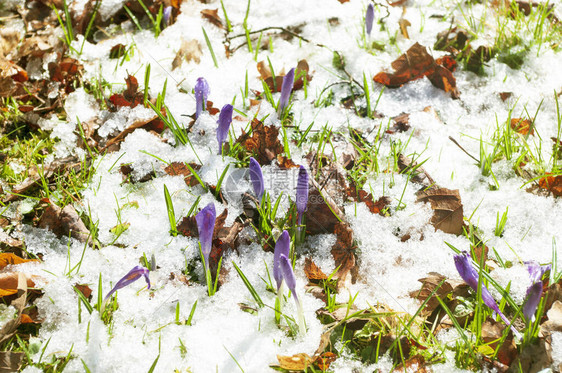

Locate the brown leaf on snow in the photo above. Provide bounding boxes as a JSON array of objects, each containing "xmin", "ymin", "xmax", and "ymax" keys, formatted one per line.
[
  {"xmin": 538, "ymin": 173, "xmax": 562, "ymax": 196},
  {"xmin": 392, "ymin": 355, "xmax": 429, "ymax": 372},
  {"xmin": 38, "ymin": 204, "xmax": 91, "ymax": 243},
  {"xmin": 373, "ymin": 42, "xmax": 459, "ymax": 98},
  {"xmin": 109, "ymin": 74, "xmax": 144, "ymax": 108},
  {"xmin": 0, "ymin": 232, "xmax": 23, "ymax": 252},
  {"xmin": 164, "ymin": 162, "xmax": 202, "ymax": 187},
  {"xmin": 74, "ymin": 284, "xmax": 92, "ymax": 299},
  {"xmin": 236, "ymin": 118, "xmax": 283, "ymax": 164},
  {"xmin": 415, "ymin": 187, "xmax": 464, "ymax": 235},
  {"xmin": 276, "ymin": 155, "xmax": 300, "ymax": 169},
  {"xmin": 172, "ymin": 39, "xmax": 203, "ymax": 70},
  {"xmin": 273, "ymin": 353, "xmax": 314, "ymax": 371},
  {"xmin": 0, "ymin": 273, "xmax": 35, "ymax": 297},
  {"xmin": 304, "ymin": 257, "xmax": 327, "ymax": 283},
  {"xmin": 0, "ymin": 253, "xmax": 37, "ymax": 270},
  {"xmin": 510, "ymin": 118, "xmax": 534, "ymax": 136},
  {"xmin": 201, "ymin": 9, "xmax": 224, "ymax": 29},
  {"xmin": 331, "ymin": 222, "xmax": 357, "ymax": 287},
  {"xmin": 409, "ymin": 272, "xmax": 455, "ymax": 317},
  {"xmin": 386, "ymin": 113, "xmax": 411, "ymax": 134},
  {"xmin": 0, "ymin": 273, "xmax": 28, "ymax": 344},
  {"xmin": 256, "ymin": 59, "xmax": 312, "ymax": 93}
]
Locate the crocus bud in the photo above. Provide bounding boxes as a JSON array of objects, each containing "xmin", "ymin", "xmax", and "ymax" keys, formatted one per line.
[
  {"xmin": 217, "ymin": 104, "xmax": 233, "ymax": 154},
  {"xmin": 105, "ymin": 266, "xmax": 150, "ymax": 300},
  {"xmin": 296, "ymin": 166, "xmax": 308, "ymax": 225},
  {"xmin": 454, "ymin": 251, "xmax": 521, "ymax": 339},
  {"xmin": 163, "ymin": 6, "xmax": 172, "ymax": 27},
  {"xmin": 273, "ymin": 230, "xmax": 290, "ymax": 291},
  {"xmin": 522, "ymin": 261, "xmax": 550, "ymax": 321},
  {"xmin": 279, "ymin": 254, "xmax": 306, "ymax": 334},
  {"xmin": 194, "ymin": 77, "xmax": 209, "ymax": 119},
  {"xmin": 366, "ymin": 3, "xmax": 374, "ymax": 36},
  {"xmin": 249, "ymin": 157, "xmax": 265, "ymax": 200},
  {"xmin": 196, "ymin": 203, "xmax": 216, "ymax": 269},
  {"xmin": 278, "ymin": 68, "xmax": 295, "ymax": 116}
]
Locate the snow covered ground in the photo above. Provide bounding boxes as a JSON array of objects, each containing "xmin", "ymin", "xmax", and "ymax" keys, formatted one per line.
[{"xmin": 3, "ymin": 0, "xmax": 562, "ymax": 371}]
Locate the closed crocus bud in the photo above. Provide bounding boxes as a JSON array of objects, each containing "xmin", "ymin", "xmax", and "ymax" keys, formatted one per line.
[
  {"xmin": 278, "ymin": 68, "xmax": 295, "ymax": 116},
  {"xmin": 454, "ymin": 251, "xmax": 521, "ymax": 339},
  {"xmin": 217, "ymin": 104, "xmax": 233, "ymax": 154},
  {"xmin": 279, "ymin": 254, "xmax": 306, "ymax": 334},
  {"xmin": 249, "ymin": 157, "xmax": 264, "ymax": 200},
  {"xmin": 194, "ymin": 77, "xmax": 209, "ymax": 119},
  {"xmin": 273, "ymin": 230, "xmax": 290, "ymax": 291},
  {"xmin": 196, "ymin": 203, "xmax": 216, "ymax": 269},
  {"xmin": 105, "ymin": 266, "xmax": 151, "ymax": 300},
  {"xmin": 366, "ymin": 3, "xmax": 374, "ymax": 36},
  {"xmin": 523, "ymin": 281, "xmax": 543, "ymax": 321},
  {"xmin": 163, "ymin": 6, "xmax": 172, "ymax": 27},
  {"xmin": 296, "ymin": 166, "xmax": 308, "ymax": 226}
]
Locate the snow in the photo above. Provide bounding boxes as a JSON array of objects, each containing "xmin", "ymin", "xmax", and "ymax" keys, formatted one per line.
[{"xmin": 4, "ymin": 0, "xmax": 562, "ymax": 371}]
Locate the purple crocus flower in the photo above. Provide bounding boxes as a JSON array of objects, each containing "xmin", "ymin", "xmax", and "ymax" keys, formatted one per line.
[
  {"xmin": 454, "ymin": 251, "xmax": 521, "ymax": 339},
  {"xmin": 522, "ymin": 261, "xmax": 550, "ymax": 321},
  {"xmin": 279, "ymin": 253, "xmax": 306, "ymax": 334},
  {"xmin": 296, "ymin": 166, "xmax": 309, "ymax": 226},
  {"xmin": 105, "ymin": 265, "xmax": 150, "ymax": 300},
  {"xmin": 249, "ymin": 157, "xmax": 264, "ymax": 200},
  {"xmin": 277, "ymin": 68, "xmax": 295, "ymax": 116},
  {"xmin": 273, "ymin": 230, "xmax": 290, "ymax": 291},
  {"xmin": 194, "ymin": 77, "xmax": 209, "ymax": 119},
  {"xmin": 366, "ymin": 3, "xmax": 375, "ymax": 36},
  {"xmin": 217, "ymin": 104, "xmax": 233, "ymax": 154},
  {"xmin": 196, "ymin": 203, "xmax": 216, "ymax": 269},
  {"xmin": 163, "ymin": 6, "xmax": 172, "ymax": 27}
]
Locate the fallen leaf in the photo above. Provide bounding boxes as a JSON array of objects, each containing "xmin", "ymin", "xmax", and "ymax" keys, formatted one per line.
[
  {"xmin": 201, "ymin": 9, "xmax": 224, "ymax": 29},
  {"xmin": 109, "ymin": 44, "xmax": 127, "ymax": 59},
  {"xmin": 434, "ymin": 27, "xmax": 469, "ymax": 52},
  {"xmin": 409, "ymin": 272, "xmax": 454, "ymax": 317},
  {"xmin": 236, "ymin": 118, "xmax": 283, "ymax": 164},
  {"xmin": 500, "ymin": 92, "xmax": 513, "ymax": 101},
  {"xmin": 0, "ymin": 253, "xmax": 37, "ymax": 270},
  {"xmin": 435, "ymin": 55, "xmax": 458, "ymax": 72},
  {"xmin": 392, "ymin": 354, "xmax": 429, "ymax": 372},
  {"xmin": 313, "ymin": 352, "xmax": 337, "ymax": 371},
  {"xmin": 164, "ymin": 162, "xmax": 202, "ymax": 187},
  {"xmin": 276, "ymin": 155, "xmax": 300, "ymax": 169},
  {"xmin": 538, "ymin": 173, "xmax": 562, "ymax": 196},
  {"xmin": 358, "ymin": 191, "xmax": 390, "ymax": 215},
  {"xmin": 74, "ymin": 284, "xmax": 92, "ymax": 299},
  {"xmin": 399, "ymin": 18, "xmax": 411, "ymax": 39},
  {"xmin": 510, "ymin": 118, "xmax": 534, "ymax": 135},
  {"xmin": 0, "ymin": 351, "xmax": 24, "ymax": 372},
  {"xmin": 386, "ymin": 113, "xmax": 411, "ymax": 134},
  {"xmin": 101, "ymin": 115, "xmax": 160, "ymax": 151},
  {"xmin": 109, "ymin": 74, "xmax": 144, "ymax": 108},
  {"xmin": 331, "ymin": 222, "xmax": 357, "ymax": 287},
  {"xmin": 0, "ymin": 273, "xmax": 35, "ymax": 297},
  {"xmin": 0, "ymin": 273, "xmax": 28, "ymax": 344},
  {"xmin": 38, "ymin": 204, "xmax": 91, "ymax": 243},
  {"xmin": 172, "ymin": 39, "xmax": 203, "ymax": 70},
  {"xmin": 304, "ymin": 258, "xmax": 327, "ymax": 283},
  {"xmin": 0, "ymin": 232, "xmax": 23, "ymax": 251},
  {"xmin": 415, "ymin": 187, "xmax": 464, "ymax": 235},
  {"xmin": 256, "ymin": 59, "xmax": 312, "ymax": 93},
  {"xmin": 398, "ymin": 154, "xmax": 435, "ymax": 187},
  {"xmin": 274, "ymin": 353, "xmax": 313, "ymax": 371},
  {"xmin": 374, "ymin": 42, "xmax": 460, "ymax": 98}
]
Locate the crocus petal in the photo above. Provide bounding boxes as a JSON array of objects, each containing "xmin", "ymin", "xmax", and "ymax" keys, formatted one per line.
[
  {"xmin": 194, "ymin": 77, "xmax": 209, "ymax": 119},
  {"xmin": 273, "ymin": 230, "xmax": 290, "ymax": 290},
  {"xmin": 454, "ymin": 251, "xmax": 521, "ymax": 339},
  {"xmin": 163, "ymin": 6, "xmax": 172, "ymax": 27},
  {"xmin": 279, "ymin": 254, "xmax": 297, "ymax": 298},
  {"xmin": 525, "ymin": 261, "xmax": 550, "ymax": 284},
  {"xmin": 105, "ymin": 265, "xmax": 150, "ymax": 300},
  {"xmin": 249, "ymin": 157, "xmax": 264, "ymax": 200},
  {"xmin": 523, "ymin": 280, "xmax": 543, "ymax": 321},
  {"xmin": 217, "ymin": 104, "xmax": 233, "ymax": 154},
  {"xmin": 366, "ymin": 4, "xmax": 375, "ymax": 36},
  {"xmin": 196, "ymin": 203, "xmax": 216, "ymax": 266},
  {"xmin": 278, "ymin": 68, "xmax": 295, "ymax": 116},
  {"xmin": 296, "ymin": 166, "xmax": 309, "ymax": 214}
]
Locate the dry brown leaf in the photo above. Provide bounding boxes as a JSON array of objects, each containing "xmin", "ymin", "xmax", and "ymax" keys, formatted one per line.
[
  {"xmin": 313, "ymin": 352, "xmax": 337, "ymax": 371},
  {"xmin": 38, "ymin": 204, "xmax": 91, "ymax": 243},
  {"xmin": 256, "ymin": 59, "xmax": 312, "ymax": 93},
  {"xmin": 0, "ymin": 351, "xmax": 24, "ymax": 372},
  {"xmin": 201, "ymin": 9, "xmax": 224, "ymax": 29},
  {"xmin": 374, "ymin": 42, "xmax": 459, "ymax": 98},
  {"xmin": 0, "ymin": 273, "xmax": 35, "ymax": 297},
  {"xmin": 386, "ymin": 113, "xmax": 411, "ymax": 134},
  {"xmin": 538, "ymin": 174, "xmax": 562, "ymax": 196},
  {"xmin": 74, "ymin": 284, "xmax": 92, "ymax": 299},
  {"xmin": 274, "ymin": 353, "xmax": 314, "ymax": 371},
  {"xmin": 109, "ymin": 74, "xmax": 144, "ymax": 108},
  {"xmin": 409, "ymin": 272, "xmax": 455, "ymax": 317},
  {"xmin": 172, "ymin": 39, "xmax": 203, "ymax": 70},
  {"xmin": 235, "ymin": 118, "xmax": 283, "ymax": 164},
  {"xmin": 331, "ymin": 222, "xmax": 357, "ymax": 287},
  {"xmin": 0, "ymin": 253, "xmax": 37, "ymax": 270},
  {"xmin": 416, "ymin": 188, "xmax": 464, "ymax": 235},
  {"xmin": 0, "ymin": 232, "xmax": 23, "ymax": 251},
  {"xmin": 0, "ymin": 273, "xmax": 28, "ymax": 344},
  {"xmin": 276, "ymin": 155, "xmax": 300, "ymax": 169},
  {"xmin": 164, "ymin": 162, "xmax": 202, "ymax": 187},
  {"xmin": 510, "ymin": 118, "xmax": 534, "ymax": 136},
  {"xmin": 102, "ymin": 115, "xmax": 160, "ymax": 151},
  {"xmin": 392, "ymin": 355, "xmax": 429, "ymax": 372},
  {"xmin": 399, "ymin": 18, "xmax": 411, "ymax": 39},
  {"xmin": 304, "ymin": 257, "xmax": 327, "ymax": 283}
]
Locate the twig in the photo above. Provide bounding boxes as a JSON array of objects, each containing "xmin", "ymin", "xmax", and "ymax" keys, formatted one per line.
[{"xmin": 448, "ymin": 136, "xmax": 479, "ymax": 163}]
